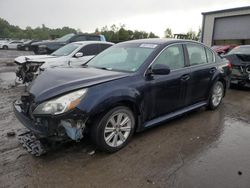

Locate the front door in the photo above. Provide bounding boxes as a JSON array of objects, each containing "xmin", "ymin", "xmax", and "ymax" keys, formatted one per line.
[
  {"xmin": 147, "ymin": 44, "xmax": 190, "ymax": 119},
  {"xmin": 69, "ymin": 44, "xmax": 100, "ymax": 67}
]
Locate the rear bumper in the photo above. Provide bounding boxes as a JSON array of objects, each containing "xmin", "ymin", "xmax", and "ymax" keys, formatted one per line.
[{"xmin": 231, "ymin": 74, "xmax": 250, "ymax": 84}]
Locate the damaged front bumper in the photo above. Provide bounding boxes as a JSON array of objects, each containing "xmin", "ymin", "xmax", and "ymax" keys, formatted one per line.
[
  {"xmin": 13, "ymin": 100, "xmax": 88, "ymax": 155},
  {"xmin": 15, "ymin": 61, "xmax": 44, "ymax": 84}
]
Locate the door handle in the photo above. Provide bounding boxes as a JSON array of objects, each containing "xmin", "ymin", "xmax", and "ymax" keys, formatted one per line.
[
  {"xmin": 180, "ymin": 74, "xmax": 190, "ymax": 81},
  {"xmin": 209, "ymin": 67, "xmax": 216, "ymax": 74}
]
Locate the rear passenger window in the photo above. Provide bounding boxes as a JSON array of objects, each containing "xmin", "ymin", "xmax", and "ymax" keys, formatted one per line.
[
  {"xmin": 206, "ymin": 48, "xmax": 214, "ymax": 63},
  {"xmin": 80, "ymin": 44, "xmax": 100, "ymax": 56},
  {"xmin": 153, "ymin": 44, "xmax": 185, "ymax": 70},
  {"xmin": 186, "ymin": 44, "xmax": 207, "ymax": 65}
]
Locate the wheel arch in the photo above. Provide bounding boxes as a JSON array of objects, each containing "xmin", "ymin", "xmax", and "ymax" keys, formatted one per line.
[
  {"xmin": 210, "ymin": 72, "xmax": 227, "ymax": 98},
  {"xmin": 86, "ymin": 98, "xmax": 142, "ymax": 132}
]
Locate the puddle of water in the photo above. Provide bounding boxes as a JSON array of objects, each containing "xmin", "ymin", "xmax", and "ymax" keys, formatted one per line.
[
  {"xmin": 174, "ymin": 117, "xmax": 250, "ymax": 188},
  {"xmin": 0, "ymin": 72, "xmax": 16, "ymax": 89}
]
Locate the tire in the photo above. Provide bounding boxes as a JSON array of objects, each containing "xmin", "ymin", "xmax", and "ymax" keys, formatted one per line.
[
  {"xmin": 25, "ymin": 46, "xmax": 29, "ymax": 51},
  {"xmin": 207, "ymin": 81, "xmax": 224, "ymax": 110},
  {"xmin": 91, "ymin": 106, "xmax": 135, "ymax": 153},
  {"xmin": 3, "ymin": 45, "xmax": 8, "ymax": 50}
]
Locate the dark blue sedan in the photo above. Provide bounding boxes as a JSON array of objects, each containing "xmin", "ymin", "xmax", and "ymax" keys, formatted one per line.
[{"xmin": 14, "ymin": 39, "xmax": 231, "ymax": 155}]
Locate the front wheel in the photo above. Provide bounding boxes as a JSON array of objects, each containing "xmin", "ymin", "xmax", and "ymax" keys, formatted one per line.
[
  {"xmin": 3, "ymin": 45, "xmax": 8, "ymax": 50},
  {"xmin": 91, "ymin": 106, "xmax": 135, "ymax": 152},
  {"xmin": 207, "ymin": 81, "xmax": 224, "ymax": 110}
]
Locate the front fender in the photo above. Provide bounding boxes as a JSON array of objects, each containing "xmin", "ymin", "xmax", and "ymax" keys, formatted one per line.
[{"xmin": 79, "ymin": 86, "xmax": 142, "ymax": 117}]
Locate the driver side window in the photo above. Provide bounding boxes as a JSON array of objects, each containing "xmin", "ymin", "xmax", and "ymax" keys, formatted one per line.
[{"xmin": 153, "ymin": 44, "xmax": 185, "ymax": 70}]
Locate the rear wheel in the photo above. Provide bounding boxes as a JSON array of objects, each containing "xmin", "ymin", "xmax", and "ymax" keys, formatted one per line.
[
  {"xmin": 207, "ymin": 81, "xmax": 224, "ymax": 110},
  {"xmin": 91, "ymin": 106, "xmax": 135, "ymax": 152}
]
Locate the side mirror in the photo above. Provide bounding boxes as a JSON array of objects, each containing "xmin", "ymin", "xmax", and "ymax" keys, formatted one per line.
[
  {"xmin": 74, "ymin": 52, "xmax": 83, "ymax": 58},
  {"xmin": 150, "ymin": 64, "xmax": 170, "ymax": 75}
]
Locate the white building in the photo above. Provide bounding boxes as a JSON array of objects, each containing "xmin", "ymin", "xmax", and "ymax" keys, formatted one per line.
[{"xmin": 201, "ymin": 6, "xmax": 250, "ymax": 47}]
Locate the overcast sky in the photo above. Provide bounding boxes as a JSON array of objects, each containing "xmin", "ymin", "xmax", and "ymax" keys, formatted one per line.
[{"xmin": 0, "ymin": 0, "xmax": 249, "ymax": 37}]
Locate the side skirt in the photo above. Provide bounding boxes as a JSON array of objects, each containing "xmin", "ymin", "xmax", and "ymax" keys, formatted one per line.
[{"xmin": 144, "ymin": 101, "xmax": 207, "ymax": 128}]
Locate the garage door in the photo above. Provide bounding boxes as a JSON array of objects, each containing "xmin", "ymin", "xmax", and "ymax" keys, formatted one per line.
[{"xmin": 213, "ymin": 14, "xmax": 250, "ymax": 40}]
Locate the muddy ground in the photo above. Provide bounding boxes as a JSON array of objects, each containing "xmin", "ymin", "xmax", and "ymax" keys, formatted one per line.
[{"xmin": 0, "ymin": 50, "xmax": 250, "ymax": 188}]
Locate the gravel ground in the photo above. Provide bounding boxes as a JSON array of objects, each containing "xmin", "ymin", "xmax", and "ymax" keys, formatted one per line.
[{"xmin": 0, "ymin": 50, "xmax": 250, "ymax": 188}]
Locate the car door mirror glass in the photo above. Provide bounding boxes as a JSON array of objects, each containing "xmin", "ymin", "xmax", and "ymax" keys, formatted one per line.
[
  {"xmin": 151, "ymin": 64, "xmax": 170, "ymax": 75},
  {"xmin": 74, "ymin": 52, "xmax": 84, "ymax": 58}
]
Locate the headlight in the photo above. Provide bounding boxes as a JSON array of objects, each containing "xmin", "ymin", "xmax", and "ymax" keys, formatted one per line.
[{"xmin": 33, "ymin": 89, "xmax": 87, "ymax": 115}]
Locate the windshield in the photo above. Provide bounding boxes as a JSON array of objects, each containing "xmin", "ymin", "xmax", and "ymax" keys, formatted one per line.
[
  {"xmin": 51, "ymin": 43, "xmax": 80, "ymax": 56},
  {"xmin": 56, "ymin": 33, "xmax": 75, "ymax": 42},
  {"xmin": 228, "ymin": 46, "xmax": 250, "ymax": 55},
  {"xmin": 87, "ymin": 43, "xmax": 157, "ymax": 72}
]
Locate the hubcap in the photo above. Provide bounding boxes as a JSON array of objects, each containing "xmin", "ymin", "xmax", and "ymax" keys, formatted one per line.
[
  {"xmin": 104, "ymin": 112, "xmax": 132, "ymax": 147},
  {"xmin": 212, "ymin": 83, "xmax": 223, "ymax": 107}
]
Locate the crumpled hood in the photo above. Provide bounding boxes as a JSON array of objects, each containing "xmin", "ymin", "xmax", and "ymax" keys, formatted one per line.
[
  {"xmin": 28, "ymin": 67, "xmax": 129, "ymax": 102},
  {"xmin": 14, "ymin": 55, "xmax": 56, "ymax": 64}
]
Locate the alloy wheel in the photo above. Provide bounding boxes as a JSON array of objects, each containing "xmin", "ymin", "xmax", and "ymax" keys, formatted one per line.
[
  {"xmin": 104, "ymin": 112, "xmax": 132, "ymax": 147},
  {"xmin": 212, "ymin": 83, "xmax": 223, "ymax": 107}
]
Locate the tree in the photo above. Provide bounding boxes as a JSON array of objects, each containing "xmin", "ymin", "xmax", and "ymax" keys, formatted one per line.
[
  {"xmin": 0, "ymin": 17, "xmax": 78, "ymax": 40},
  {"xmin": 164, "ymin": 28, "xmax": 173, "ymax": 38},
  {"xmin": 96, "ymin": 24, "xmax": 159, "ymax": 43},
  {"xmin": 186, "ymin": 29, "xmax": 199, "ymax": 41},
  {"xmin": 148, "ymin": 32, "xmax": 158, "ymax": 38}
]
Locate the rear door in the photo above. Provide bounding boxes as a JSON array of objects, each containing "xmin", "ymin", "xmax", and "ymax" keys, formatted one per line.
[
  {"xmin": 185, "ymin": 43, "xmax": 216, "ymax": 105},
  {"xmin": 149, "ymin": 44, "xmax": 191, "ymax": 118}
]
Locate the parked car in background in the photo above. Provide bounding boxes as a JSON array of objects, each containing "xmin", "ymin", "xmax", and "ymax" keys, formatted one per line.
[
  {"xmin": 15, "ymin": 41, "xmax": 113, "ymax": 83},
  {"xmin": 211, "ymin": 45, "xmax": 237, "ymax": 55},
  {"xmin": 17, "ymin": 40, "xmax": 40, "ymax": 51},
  {"xmin": 31, "ymin": 33, "xmax": 106, "ymax": 54},
  {"xmin": 0, "ymin": 41, "xmax": 23, "ymax": 50},
  {"xmin": 13, "ymin": 39, "xmax": 231, "ymax": 156},
  {"xmin": 222, "ymin": 45, "xmax": 250, "ymax": 87}
]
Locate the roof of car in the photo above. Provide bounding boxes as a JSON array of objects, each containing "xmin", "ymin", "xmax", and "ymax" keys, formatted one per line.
[
  {"xmin": 72, "ymin": 41, "xmax": 114, "ymax": 45},
  {"xmin": 119, "ymin": 38, "xmax": 198, "ymax": 45}
]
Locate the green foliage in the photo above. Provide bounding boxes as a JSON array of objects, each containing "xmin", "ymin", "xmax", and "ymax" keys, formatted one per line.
[
  {"xmin": 186, "ymin": 29, "xmax": 198, "ymax": 41},
  {"xmin": 164, "ymin": 28, "xmax": 173, "ymax": 38},
  {"xmin": 96, "ymin": 24, "xmax": 159, "ymax": 43},
  {"xmin": 164, "ymin": 27, "xmax": 201, "ymax": 41},
  {"xmin": 0, "ymin": 17, "xmax": 77, "ymax": 40}
]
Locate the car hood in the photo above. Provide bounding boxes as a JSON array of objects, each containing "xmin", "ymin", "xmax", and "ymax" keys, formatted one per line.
[
  {"xmin": 15, "ymin": 55, "xmax": 57, "ymax": 64},
  {"xmin": 29, "ymin": 67, "xmax": 130, "ymax": 102}
]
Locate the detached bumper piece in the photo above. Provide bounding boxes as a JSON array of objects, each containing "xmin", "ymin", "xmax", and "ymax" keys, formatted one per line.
[{"xmin": 18, "ymin": 131, "xmax": 47, "ymax": 156}]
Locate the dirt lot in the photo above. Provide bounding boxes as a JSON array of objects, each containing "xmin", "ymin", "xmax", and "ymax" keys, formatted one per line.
[{"xmin": 0, "ymin": 50, "xmax": 250, "ymax": 188}]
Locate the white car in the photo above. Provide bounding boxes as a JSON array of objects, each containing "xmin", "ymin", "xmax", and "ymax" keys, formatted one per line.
[
  {"xmin": 15, "ymin": 41, "xmax": 114, "ymax": 83},
  {"xmin": 0, "ymin": 41, "xmax": 23, "ymax": 49}
]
